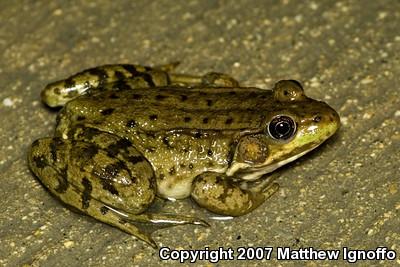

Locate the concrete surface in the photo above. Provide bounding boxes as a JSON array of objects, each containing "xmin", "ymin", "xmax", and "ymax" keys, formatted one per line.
[{"xmin": 0, "ymin": 1, "xmax": 399, "ymax": 266}]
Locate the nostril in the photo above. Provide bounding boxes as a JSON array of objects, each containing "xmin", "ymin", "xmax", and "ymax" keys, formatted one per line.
[{"xmin": 313, "ymin": 115, "xmax": 322, "ymax": 122}]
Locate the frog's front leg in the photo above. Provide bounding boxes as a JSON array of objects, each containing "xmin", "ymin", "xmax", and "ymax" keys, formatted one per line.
[
  {"xmin": 28, "ymin": 130, "xmax": 207, "ymax": 248},
  {"xmin": 191, "ymin": 172, "xmax": 279, "ymax": 216}
]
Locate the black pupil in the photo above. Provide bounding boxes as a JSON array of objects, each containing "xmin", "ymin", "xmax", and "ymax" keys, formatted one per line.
[
  {"xmin": 268, "ymin": 116, "xmax": 296, "ymax": 140},
  {"xmin": 275, "ymin": 121, "xmax": 290, "ymax": 136}
]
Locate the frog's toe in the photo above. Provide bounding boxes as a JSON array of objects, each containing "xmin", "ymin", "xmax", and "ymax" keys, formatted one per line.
[
  {"xmin": 201, "ymin": 72, "xmax": 239, "ymax": 87},
  {"xmin": 262, "ymin": 182, "xmax": 279, "ymax": 199},
  {"xmin": 84, "ymin": 205, "xmax": 208, "ymax": 248},
  {"xmin": 127, "ymin": 213, "xmax": 210, "ymax": 228}
]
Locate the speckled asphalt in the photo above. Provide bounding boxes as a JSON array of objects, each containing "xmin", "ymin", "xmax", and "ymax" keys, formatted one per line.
[{"xmin": 0, "ymin": 1, "xmax": 399, "ymax": 266}]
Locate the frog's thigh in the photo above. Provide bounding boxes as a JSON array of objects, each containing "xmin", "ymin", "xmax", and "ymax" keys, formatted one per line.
[
  {"xmin": 28, "ymin": 136, "xmax": 161, "ymax": 245},
  {"xmin": 191, "ymin": 172, "xmax": 279, "ymax": 216},
  {"xmin": 41, "ymin": 64, "xmax": 170, "ymax": 107}
]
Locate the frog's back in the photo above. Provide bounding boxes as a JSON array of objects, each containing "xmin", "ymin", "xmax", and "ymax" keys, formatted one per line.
[{"xmin": 63, "ymin": 86, "xmax": 276, "ymax": 133}]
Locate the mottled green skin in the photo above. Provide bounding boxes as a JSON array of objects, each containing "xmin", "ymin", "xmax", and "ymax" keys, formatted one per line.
[{"xmin": 28, "ymin": 64, "xmax": 340, "ymax": 247}]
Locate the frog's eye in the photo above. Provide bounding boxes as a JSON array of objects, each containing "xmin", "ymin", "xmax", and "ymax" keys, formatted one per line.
[
  {"xmin": 273, "ymin": 80, "xmax": 306, "ymax": 102},
  {"xmin": 267, "ymin": 115, "xmax": 297, "ymax": 140}
]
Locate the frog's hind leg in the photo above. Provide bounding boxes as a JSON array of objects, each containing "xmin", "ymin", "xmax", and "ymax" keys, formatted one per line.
[
  {"xmin": 28, "ymin": 131, "xmax": 207, "ymax": 248},
  {"xmin": 41, "ymin": 64, "xmax": 171, "ymax": 108},
  {"xmin": 41, "ymin": 62, "xmax": 239, "ymax": 107}
]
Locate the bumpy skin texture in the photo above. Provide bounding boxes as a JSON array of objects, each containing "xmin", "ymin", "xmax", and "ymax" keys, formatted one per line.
[{"xmin": 28, "ymin": 64, "xmax": 340, "ymax": 247}]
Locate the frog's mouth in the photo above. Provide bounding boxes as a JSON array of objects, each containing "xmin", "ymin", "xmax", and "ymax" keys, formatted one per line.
[{"xmin": 229, "ymin": 145, "xmax": 319, "ymax": 181}]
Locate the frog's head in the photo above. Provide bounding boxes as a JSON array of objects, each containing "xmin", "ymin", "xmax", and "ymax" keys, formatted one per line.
[{"xmin": 227, "ymin": 80, "xmax": 340, "ymax": 180}]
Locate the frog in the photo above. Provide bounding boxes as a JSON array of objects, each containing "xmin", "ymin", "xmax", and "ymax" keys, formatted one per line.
[{"xmin": 28, "ymin": 63, "xmax": 340, "ymax": 248}]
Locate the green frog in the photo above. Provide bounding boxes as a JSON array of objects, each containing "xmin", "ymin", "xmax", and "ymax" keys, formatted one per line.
[{"xmin": 28, "ymin": 63, "xmax": 340, "ymax": 248}]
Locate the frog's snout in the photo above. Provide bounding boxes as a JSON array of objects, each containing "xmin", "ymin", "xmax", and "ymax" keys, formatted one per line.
[{"xmin": 310, "ymin": 103, "xmax": 341, "ymax": 140}]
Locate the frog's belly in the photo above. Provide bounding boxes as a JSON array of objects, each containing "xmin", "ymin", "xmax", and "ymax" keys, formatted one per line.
[{"xmin": 157, "ymin": 177, "xmax": 194, "ymax": 200}]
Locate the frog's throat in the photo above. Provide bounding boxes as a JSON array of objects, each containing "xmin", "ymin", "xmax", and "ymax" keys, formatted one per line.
[{"xmin": 226, "ymin": 145, "xmax": 317, "ymax": 181}]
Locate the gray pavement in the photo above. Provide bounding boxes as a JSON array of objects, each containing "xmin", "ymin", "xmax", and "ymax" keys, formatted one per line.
[{"xmin": 0, "ymin": 1, "xmax": 399, "ymax": 266}]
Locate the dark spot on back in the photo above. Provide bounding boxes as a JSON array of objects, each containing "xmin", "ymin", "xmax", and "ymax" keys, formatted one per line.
[
  {"xmin": 106, "ymin": 139, "xmax": 132, "ymax": 157},
  {"xmin": 180, "ymin": 95, "xmax": 188, "ymax": 101},
  {"xmin": 101, "ymin": 108, "xmax": 115, "ymax": 115},
  {"xmin": 155, "ymin": 94, "xmax": 167, "ymax": 101},
  {"xmin": 225, "ymin": 117, "xmax": 233, "ymax": 124},
  {"xmin": 109, "ymin": 93, "xmax": 119, "ymax": 99},
  {"xmin": 146, "ymin": 132, "xmax": 156, "ymax": 138},
  {"xmin": 77, "ymin": 115, "xmax": 86, "ymax": 121},
  {"xmin": 81, "ymin": 177, "xmax": 92, "ymax": 209},
  {"xmin": 184, "ymin": 117, "xmax": 191, "ymax": 122},
  {"xmin": 126, "ymin": 119, "xmax": 137, "ymax": 128},
  {"xmin": 149, "ymin": 114, "xmax": 158, "ymax": 120},
  {"xmin": 206, "ymin": 99, "xmax": 213, "ymax": 106},
  {"xmin": 202, "ymin": 117, "xmax": 209, "ymax": 124},
  {"xmin": 132, "ymin": 93, "xmax": 142, "ymax": 100}
]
